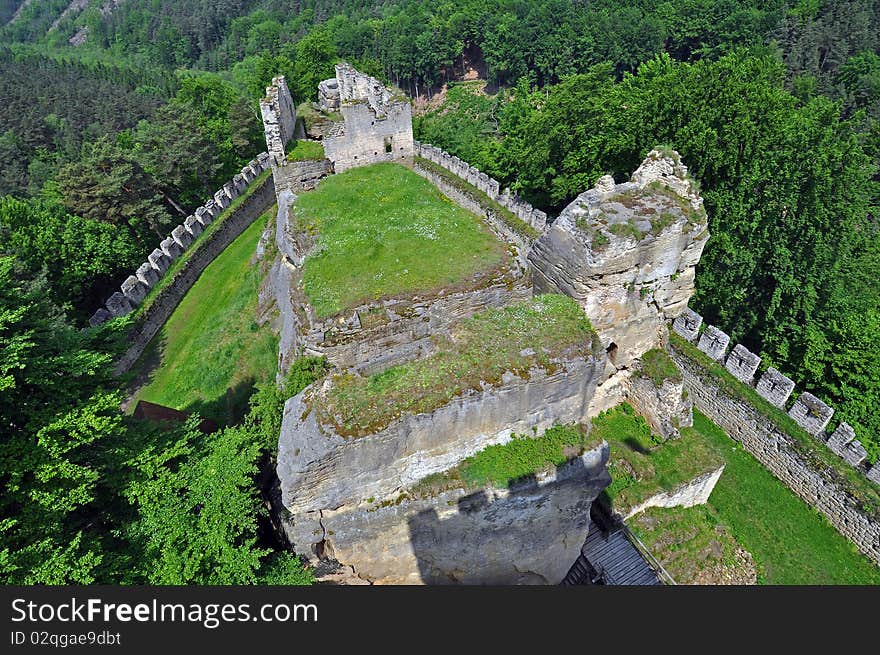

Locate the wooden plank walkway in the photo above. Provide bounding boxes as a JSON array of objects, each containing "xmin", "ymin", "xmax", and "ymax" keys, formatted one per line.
[{"xmin": 564, "ymin": 521, "xmax": 662, "ymax": 585}]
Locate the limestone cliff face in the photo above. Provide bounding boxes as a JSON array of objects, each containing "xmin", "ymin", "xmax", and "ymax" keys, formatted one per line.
[
  {"xmin": 313, "ymin": 447, "xmax": 611, "ymax": 585},
  {"xmin": 277, "ymin": 354, "xmax": 606, "ymax": 554},
  {"xmin": 528, "ymin": 150, "xmax": 709, "ymax": 367}
]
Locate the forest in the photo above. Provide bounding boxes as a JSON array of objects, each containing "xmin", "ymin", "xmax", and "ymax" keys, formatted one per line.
[{"xmin": 1, "ymin": 0, "xmax": 879, "ymax": 583}]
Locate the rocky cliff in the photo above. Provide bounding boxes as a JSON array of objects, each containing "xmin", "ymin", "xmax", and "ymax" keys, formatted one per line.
[
  {"xmin": 528, "ymin": 150, "xmax": 709, "ymax": 368},
  {"xmin": 278, "ymin": 353, "xmax": 605, "ymax": 556},
  {"xmin": 314, "ymin": 447, "xmax": 611, "ymax": 584}
]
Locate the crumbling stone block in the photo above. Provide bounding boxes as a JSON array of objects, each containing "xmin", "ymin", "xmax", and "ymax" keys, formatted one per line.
[
  {"xmin": 223, "ymin": 181, "xmax": 238, "ymax": 200},
  {"xmin": 203, "ymin": 200, "xmax": 219, "ymax": 218},
  {"xmin": 160, "ymin": 236, "xmax": 183, "ymax": 260},
  {"xmin": 486, "ymin": 178, "xmax": 500, "ymax": 200},
  {"xmin": 755, "ymin": 367, "xmax": 795, "ymax": 408},
  {"xmin": 184, "ymin": 215, "xmax": 203, "ymax": 238},
  {"xmin": 195, "ymin": 207, "xmax": 212, "ymax": 227},
  {"xmin": 105, "ymin": 291, "xmax": 133, "ymax": 317},
  {"xmin": 121, "ymin": 275, "xmax": 148, "ymax": 305},
  {"xmin": 867, "ymin": 462, "xmax": 880, "ymax": 484},
  {"xmin": 136, "ymin": 262, "xmax": 159, "ymax": 287},
  {"xmin": 725, "ymin": 344, "xmax": 761, "ymax": 384},
  {"xmin": 89, "ymin": 307, "xmax": 111, "ymax": 327},
  {"xmin": 697, "ymin": 325, "xmax": 729, "ymax": 361},
  {"xmin": 826, "ymin": 422, "xmax": 867, "ymax": 467},
  {"xmin": 240, "ymin": 166, "xmax": 255, "ymax": 184},
  {"xmin": 148, "ymin": 248, "xmax": 171, "ymax": 274},
  {"xmin": 213, "ymin": 190, "xmax": 230, "ymax": 210},
  {"xmin": 171, "ymin": 224, "xmax": 193, "ymax": 249},
  {"xmin": 532, "ymin": 209, "xmax": 548, "ymax": 230},
  {"xmin": 672, "ymin": 308, "xmax": 702, "ymax": 341},
  {"xmin": 788, "ymin": 392, "xmax": 834, "ymax": 437},
  {"xmin": 257, "ymin": 152, "xmax": 271, "ymax": 170},
  {"xmin": 233, "ymin": 173, "xmax": 247, "ymax": 193}
]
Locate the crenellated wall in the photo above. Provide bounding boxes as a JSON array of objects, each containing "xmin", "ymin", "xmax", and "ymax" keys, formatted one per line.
[
  {"xmin": 670, "ymin": 342, "xmax": 880, "ymax": 565},
  {"xmin": 414, "ymin": 141, "xmax": 548, "ymax": 233},
  {"xmin": 110, "ymin": 169, "xmax": 276, "ymax": 375},
  {"xmin": 90, "ymin": 153, "xmax": 273, "ymax": 330},
  {"xmin": 671, "ymin": 309, "xmax": 879, "ymax": 481}
]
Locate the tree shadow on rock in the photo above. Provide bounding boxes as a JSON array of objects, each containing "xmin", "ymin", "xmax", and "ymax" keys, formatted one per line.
[{"xmin": 406, "ymin": 456, "xmax": 609, "ymax": 585}]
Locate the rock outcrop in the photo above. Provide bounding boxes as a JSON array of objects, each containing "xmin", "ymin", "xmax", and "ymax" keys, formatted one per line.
[
  {"xmin": 315, "ymin": 447, "xmax": 611, "ymax": 585},
  {"xmin": 278, "ymin": 353, "xmax": 606, "ymax": 555},
  {"xmin": 528, "ymin": 150, "xmax": 709, "ymax": 367}
]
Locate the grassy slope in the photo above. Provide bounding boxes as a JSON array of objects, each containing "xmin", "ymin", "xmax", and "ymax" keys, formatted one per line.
[
  {"xmin": 607, "ymin": 404, "xmax": 880, "ymax": 584},
  {"xmin": 130, "ymin": 208, "xmax": 277, "ymax": 425},
  {"xmin": 294, "ymin": 162, "xmax": 506, "ymax": 317},
  {"xmin": 689, "ymin": 410, "xmax": 880, "ymax": 584}
]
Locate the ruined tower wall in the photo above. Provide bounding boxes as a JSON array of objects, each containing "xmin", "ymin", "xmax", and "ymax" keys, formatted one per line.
[
  {"xmin": 259, "ymin": 76, "xmax": 296, "ymax": 165},
  {"xmin": 321, "ymin": 63, "xmax": 414, "ymax": 172}
]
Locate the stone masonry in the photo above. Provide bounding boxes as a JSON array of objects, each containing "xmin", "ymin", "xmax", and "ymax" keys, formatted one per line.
[
  {"xmin": 259, "ymin": 76, "xmax": 296, "ymax": 165},
  {"xmin": 671, "ymin": 345, "xmax": 880, "ymax": 565},
  {"xmin": 788, "ymin": 392, "xmax": 834, "ymax": 437},
  {"xmin": 321, "ymin": 63, "xmax": 414, "ymax": 172},
  {"xmin": 725, "ymin": 343, "xmax": 761, "ymax": 384},
  {"xmin": 415, "ymin": 141, "xmax": 548, "ymax": 232},
  {"xmin": 697, "ymin": 325, "xmax": 730, "ymax": 361},
  {"xmin": 91, "ymin": 153, "xmax": 272, "ymax": 329},
  {"xmin": 671, "ymin": 309, "xmax": 878, "ymax": 485},
  {"xmin": 672, "ymin": 307, "xmax": 702, "ymax": 341},
  {"xmin": 755, "ymin": 367, "xmax": 796, "ymax": 408}
]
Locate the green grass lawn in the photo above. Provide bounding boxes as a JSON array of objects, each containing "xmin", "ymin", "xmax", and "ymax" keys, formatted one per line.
[
  {"xmin": 318, "ymin": 294, "xmax": 599, "ymax": 437},
  {"xmin": 592, "ymin": 404, "xmax": 723, "ymax": 514},
  {"xmin": 688, "ymin": 410, "xmax": 880, "ymax": 584},
  {"xmin": 608, "ymin": 404, "xmax": 880, "ymax": 584},
  {"xmin": 409, "ymin": 424, "xmax": 600, "ymax": 499},
  {"xmin": 130, "ymin": 207, "xmax": 278, "ymax": 425},
  {"xmin": 286, "ymin": 139, "xmax": 326, "ymax": 161},
  {"xmin": 294, "ymin": 162, "xmax": 507, "ymax": 317}
]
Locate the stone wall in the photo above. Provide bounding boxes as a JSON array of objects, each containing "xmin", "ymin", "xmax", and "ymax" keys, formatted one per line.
[
  {"xmin": 411, "ymin": 158, "xmax": 534, "ymax": 260},
  {"xmin": 277, "ymin": 354, "xmax": 606, "ymax": 549},
  {"xmin": 415, "ymin": 141, "xmax": 548, "ymax": 232},
  {"xmin": 321, "ymin": 63, "xmax": 414, "ymax": 172},
  {"xmin": 307, "ymin": 448, "xmax": 611, "ymax": 584},
  {"xmin": 623, "ymin": 466, "xmax": 725, "ymax": 520},
  {"xmin": 672, "ymin": 309, "xmax": 879, "ymax": 482},
  {"xmin": 110, "ymin": 173, "xmax": 276, "ymax": 375},
  {"xmin": 90, "ymin": 153, "xmax": 272, "ymax": 329},
  {"xmin": 271, "ymin": 158, "xmax": 332, "ymax": 195},
  {"xmin": 669, "ymin": 343, "xmax": 880, "ymax": 565},
  {"xmin": 260, "ymin": 76, "xmax": 296, "ymax": 165}
]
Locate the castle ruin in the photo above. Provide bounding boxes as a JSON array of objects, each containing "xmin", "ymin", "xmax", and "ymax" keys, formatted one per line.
[{"xmin": 258, "ymin": 64, "xmax": 879, "ymax": 582}]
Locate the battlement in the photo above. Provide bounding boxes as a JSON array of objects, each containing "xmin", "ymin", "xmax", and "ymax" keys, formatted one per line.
[
  {"xmin": 673, "ymin": 310, "xmax": 880, "ymax": 483},
  {"xmin": 414, "ymin": 141, "xmax": 548, "ymax": 232},
  {"xmin": 89, "ymin": 155, "xmax": 272, "ymax": 328}
]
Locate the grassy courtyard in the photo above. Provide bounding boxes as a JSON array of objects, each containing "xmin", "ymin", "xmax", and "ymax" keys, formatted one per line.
[
  {"xmin": 293, "ymin": 162, "xmax": 507, "ymax": 317},
  {"xmin": 597, "ymin": 404, "xmax": 880, "ymax": 584},
  {"xmin": 129, "ymin": 207, "xmax": 278, "ymax": 425}
]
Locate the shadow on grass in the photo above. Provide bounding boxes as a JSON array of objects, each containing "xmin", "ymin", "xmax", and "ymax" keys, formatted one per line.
[{"xmin": 182, "ymin": 377, "xmax": 259, "ymax": 428}]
